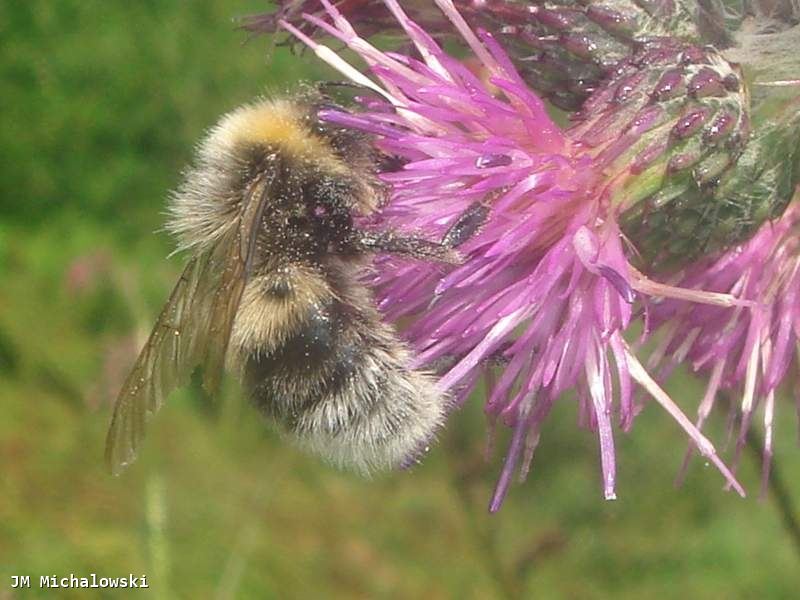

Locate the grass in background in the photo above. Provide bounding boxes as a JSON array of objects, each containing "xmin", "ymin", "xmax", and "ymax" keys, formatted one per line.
[{"xmin": 1, "ymin": 1, "xmax": 800, "ymax": 598}]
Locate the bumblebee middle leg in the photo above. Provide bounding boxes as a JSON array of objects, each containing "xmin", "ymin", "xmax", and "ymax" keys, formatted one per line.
[{"xmin": 351, "ymin": 202, "xmax": 490, "ymax": 263}]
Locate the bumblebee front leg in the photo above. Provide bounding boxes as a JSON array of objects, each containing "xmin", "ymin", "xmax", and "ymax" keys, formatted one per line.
[
  {"xmin": 355, "ymin": 231, "xmax": 462, "ymax": 264},
  {"xmin": 352, "ymin": 202, "xmax": 490, "ymax": 263},
  {"xmin": 315, "ymin": 80, "xmax": 371, "ymax": 95},
  {"xmin": 440, "ymin": 202, "xmax": 490, "ymax": 249}
]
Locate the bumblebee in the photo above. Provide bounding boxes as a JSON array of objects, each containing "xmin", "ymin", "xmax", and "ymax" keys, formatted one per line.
[{"xmin": 105, "ymin": 90, "xmax": 486, "ymax": 475}]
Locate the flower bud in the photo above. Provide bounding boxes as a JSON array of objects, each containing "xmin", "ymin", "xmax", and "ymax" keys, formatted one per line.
[
  {"xmin": 568, "ymin": 41, "xmax": 759, "ymax": 270},
  {"xmin": 244, "ymin": 0, "xmax": 708, "ymax": 109}
]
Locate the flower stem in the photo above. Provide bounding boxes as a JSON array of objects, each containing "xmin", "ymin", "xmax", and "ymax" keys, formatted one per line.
[
  {"xmin": 446, "ymin": 422, "xmax": 521, "ymax": 599},
  {"xmin": 744, "ymin": 424, "xmax": 800, "ymax": 560}
]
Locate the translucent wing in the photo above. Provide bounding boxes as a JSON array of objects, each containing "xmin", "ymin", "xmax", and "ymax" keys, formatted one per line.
[{"xmin": 105, "ymin": 176, "xmax": 272, "ymax": 475}]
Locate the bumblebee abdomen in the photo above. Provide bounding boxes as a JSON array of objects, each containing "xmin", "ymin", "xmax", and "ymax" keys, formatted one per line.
[
  {"xmin": 243, "ymin": 298, "xmax": 360, "ymax": 411},
  {"xmin": 240, "ymin": 267, "xmax": 446, "ymax": 474}
]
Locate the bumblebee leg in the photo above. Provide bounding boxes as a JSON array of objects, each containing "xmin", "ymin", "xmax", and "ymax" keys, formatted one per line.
[
  {"xmin": 351, "ymin": 202, "xmax": 490, "ymax": 263},
  {"xmin": 441, "ymin": 202, "xmax": 490, "ymax": 248},
  {"xmin": 484, "ymin": 342, "xmax": 512, "ymax": 366},
  {"xmin": 426, "ymin": 341, "xmax": 512, "ymax": 378},
  {"xmin": 355, "ymin": 231, "xmax": 463, "ymax": 264},
  {"xmin": 315, "ymin": 80, "xmax": 371, "ymax": 94},
  {"xmin": 314, "ymin": 81, "xmax": 380, "ymax": 108}
]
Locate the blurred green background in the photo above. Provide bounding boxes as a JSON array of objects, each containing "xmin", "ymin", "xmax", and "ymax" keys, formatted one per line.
[{"xmin": 2, "ymin": 1, "xmax": 800, "ymax": 598}]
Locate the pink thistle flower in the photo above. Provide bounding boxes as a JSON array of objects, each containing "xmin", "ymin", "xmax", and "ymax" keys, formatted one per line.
[
  {"xmin": 649, "ymin": 193, "xmax": 800, "ymax": 496},
  {"xmin": 280, "ymin": 0, "xmax": 746, "ymax": 508}
]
